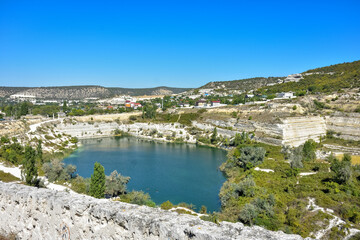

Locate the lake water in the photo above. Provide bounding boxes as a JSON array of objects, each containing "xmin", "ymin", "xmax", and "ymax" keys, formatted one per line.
[{"xmin": 64, "ymin": 137, "xmax": 227, "ymax": 212}]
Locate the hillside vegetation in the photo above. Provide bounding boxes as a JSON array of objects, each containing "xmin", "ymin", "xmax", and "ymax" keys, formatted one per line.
[
  {"xmin": 198, "ymin": 60, "xmax": 359, "ymax": 96},
  {"xmin": 261, "ymin": 60, "xmax": 360, "ymax": 94},
  {"xmin": 200, "ymin": 77, "xmax": 284, "ymax": 91}
]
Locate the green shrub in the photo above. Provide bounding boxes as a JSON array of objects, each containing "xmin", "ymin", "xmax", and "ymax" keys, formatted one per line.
[
  {"xmin": 120, "ymin": 191, "xmax": 156, "ymax": 207},
  {"xmin": 129, "ymin": 115, "xmax": 137, "ymax": 121},
  {"xmin": 160, "ymin": 200, "xmax": 174, "ymax": 210},
  {"xmin": 44, "ymin": 135, "xmax": 54, "ymax": 140},
  {"xmin": 69, "ymin": 137, "xmax": 79, "ymax": 144},
  {"xmin": 105, "ymin": 170, "xmax": 130, "ymax": 197},
  {"xmin": 236, "ymin": 146, "xmax": 266, "ymax": 169}
]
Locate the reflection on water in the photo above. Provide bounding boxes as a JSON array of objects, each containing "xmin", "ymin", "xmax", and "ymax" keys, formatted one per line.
[{"xmin": 64, "ymin": 137, "xmax": 227, "ymax": 212}]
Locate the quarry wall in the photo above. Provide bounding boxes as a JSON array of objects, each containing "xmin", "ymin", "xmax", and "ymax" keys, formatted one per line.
[
  {"xmin": 36, "ymin": 112, "xmax": 360, "ymax": 148},
  {"xmin": 0, "ymin": 182, "xmax": 307, "ymax": 240},
  {"xmin": 325, "ymin": 113, "xmax": 360, "ymax": 141},
  {"xmin": 281, "ymin": 116, "xmax": 326, "ymax": 147}
]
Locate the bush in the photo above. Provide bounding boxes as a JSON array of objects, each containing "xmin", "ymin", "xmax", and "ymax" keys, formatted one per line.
[
  {"xmin": 234, "ymin": 176, "xmax": 256, "ymax": 197},
  {"xmin": 105, "ymin": 170, "xmax": 130, "ymax": 197},
  {"xmin": 43, "ymin": 159, "xmax": 76, "ymax": 182},
  {"xmin": 160, "ymin": 200, "xmax": 174, "ymax": 210},
  {"xmin": 239, "ymin": 203, "xmax": 258, "ymax": 225},
  {"xmin": 200, "ymin": 205, "xmax": 207, "ymax": 214},
  {"xmin": 44, "ymin": 135, "xmax": 54, "ymax": 140},
  {"xmin": 71, "ymin": 176, "xmax": 88, "ymax": 194},
  {"xmin": 121, "ymin": 191, "xmax": 156, "ymax": 207},
  {"xmin": 129, "ymin": 115, "xmax": 137, "ymax": 121},
  {"xmin": 330, "ymin": 154, "xmax": 352, "ymax": 184},
  {"xmin": 236, "ymin": 146, "xmax": 266, "ymax": 169},
  {"xmin": 302, "ymin": 140, "xmax": 316, "ymax": 161},
  {"xmin": 69, "ymin": 137, "xmax": 79, "ymax": 144},
  {"xmin": 290, "ymin": 147, "xmax": 303, "ymax": 169}
]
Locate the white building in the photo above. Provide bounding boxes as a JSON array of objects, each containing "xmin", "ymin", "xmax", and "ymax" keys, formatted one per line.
[
  {"xmin": 211, "ymin": 100, "xmax": 221, "ymax": 107},
  {"xmin": 277, "ymin": 92, "xmax": 295, "ymax": 99}
]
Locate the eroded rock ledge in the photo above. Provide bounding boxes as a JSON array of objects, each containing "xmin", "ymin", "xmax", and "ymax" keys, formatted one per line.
[{"xmin": 0, "ymin": 182, "xmax": 309, "ymax": 240}]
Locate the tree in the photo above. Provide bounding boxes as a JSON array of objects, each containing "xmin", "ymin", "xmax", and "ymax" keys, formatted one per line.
[
  {"xmin": 234, "ymin": 176, "xmax": 256, "ymax": 197},
  {"xmin": 21, "ymin": 146, "xmax": 38, "ymax": 186},
  {"xmin": 236, "ymin": 146, "xmax": 266, "ymax": 169},
  {"xmin": 330, "ymin": 154, "xmax": 352, "ymax": 184},
  {"xmin": 42, "ymin": 159, "xmax": 76, "ymax": 182},
  {"xmin": 105, "ymin": 170, "xmax": 130, "ymax": 197},
  {"xmin": 239, "ymin": 203, "xmax": 258, "ymax": 225},
  {"xmin": 290, "ymin": 147, "xmax": 303, "ymax": 169},
  {"xmin": 233, "ymin": 132, "xmax": 250, "ymax": 146},
  {"xmin": 142, "ymin": 104, "xmax": 156, "ymax": 119},
  {"xmin": 36, "ymin": 140, "xmax": 43, "ymax": 163},
  {"xmin": 302, "ymin": 140, "xmax": 316, "ymax": 161},
  {"xmin": 211, "ymin": 127, "xmax": 217, "ymax": 144},
  {"xmin": 90, "ymin": 162, "xmax": 106, "ymax": 198},
  {"xmin": 19, "ymin": 102, "xmax": 30, "ymax": 116},
  {"xmin": 63, "ymin": 100, "xmax": 68, "ymax": 112}
]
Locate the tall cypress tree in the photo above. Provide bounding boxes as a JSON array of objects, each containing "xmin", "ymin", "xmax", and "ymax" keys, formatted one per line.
[
  {"xmin": 90, "ymin": 162, "xmax": 106, "ymax": 198},
  {"xmin": 211, "ymin": 127, "xmax": 218, "ymax": 144},
  {"xmin": 22, "ymin": 146, "xmax": 38, "ymax": 186},
  {"xmin": 36, "ymin": 140, "xmax": 43, "ymax": 163}
]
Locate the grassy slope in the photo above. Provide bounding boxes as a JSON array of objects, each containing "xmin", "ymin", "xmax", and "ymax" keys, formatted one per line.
[{"xmin": 0, "ymin": 170, "xmax": 20, "ymax": 182}]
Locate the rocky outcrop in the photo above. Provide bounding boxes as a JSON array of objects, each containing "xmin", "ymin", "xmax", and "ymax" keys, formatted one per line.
[{"xmin": 0, "ymin": 182, "xmax": 307, "ymax": 240}]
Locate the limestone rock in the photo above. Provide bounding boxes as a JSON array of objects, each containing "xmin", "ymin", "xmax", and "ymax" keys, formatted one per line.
[{"xmin": 0, "ymin": 182, "xmax": 309, "ymax": 240}]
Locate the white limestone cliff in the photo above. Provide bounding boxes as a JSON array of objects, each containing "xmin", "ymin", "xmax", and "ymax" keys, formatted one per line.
[{"xmin": 0, "ymin": 182, "xmax": 309, "ymax": 240}]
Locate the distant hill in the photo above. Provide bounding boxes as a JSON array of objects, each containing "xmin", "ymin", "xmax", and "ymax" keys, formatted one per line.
[
  {"xmin": 0, "ymin": 87, "xmax": 31, "ymax": 98},
  {"xmin": 108, "ymin": 86, "xmax": 190, "ymax": 96},
  {"xmin": 0, "ymin": 85, "xmax": 191, "ymax": 99}
]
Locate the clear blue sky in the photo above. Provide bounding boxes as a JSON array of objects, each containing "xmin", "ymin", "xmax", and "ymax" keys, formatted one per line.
[{"xmin": 0, "ymin": 0, "xmax": 359, "ymax": 88}]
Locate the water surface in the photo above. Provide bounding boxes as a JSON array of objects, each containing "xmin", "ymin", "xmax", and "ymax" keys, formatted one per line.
[{"xmin": 64, "ymin": 137, "xmax": 227, "ymax": 212}]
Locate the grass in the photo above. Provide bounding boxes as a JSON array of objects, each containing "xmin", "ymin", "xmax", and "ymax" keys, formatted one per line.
[
  {"xmin": 335, "ymin": 154, "xmax": 360, "ymax": 165},
  {"xmin": 0, "ymin": 170, "xmax": 20, "ymax": 182},
  {"xmin": 323, "ymin": 137, "xmax": 360, "ymax": 148}
]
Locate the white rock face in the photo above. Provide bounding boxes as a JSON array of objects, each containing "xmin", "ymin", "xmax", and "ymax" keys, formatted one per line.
[
  {"xmin": 53, "ymin": 113, "xmax": 360, "ymax": 148},
  {"xmin": 55, "ymin": 121, "xmax": 196, "ymax": 143},
  {"xmin": 325, "ymin": 113, "xmax": 360, "ymax": 141},
  {"xmin": 0, "ymin": 182, "xmax": 309, "ymax": 240},
  {"xmin": 281, "ymin": 116, "xmax": 326, "ymax": 147}
]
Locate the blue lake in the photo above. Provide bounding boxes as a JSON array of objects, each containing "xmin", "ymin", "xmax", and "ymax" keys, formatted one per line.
[{"xmin": 64, "ymin": 137, "xmax": 227, "ymax": 212}]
